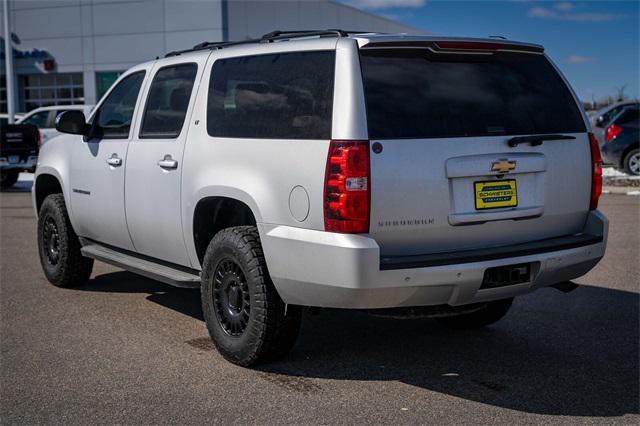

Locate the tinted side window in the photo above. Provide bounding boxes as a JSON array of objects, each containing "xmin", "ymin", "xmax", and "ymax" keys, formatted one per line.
[
  {"xmin": 93, "ymin": 71, "xmax": 145, "ymax": 139},
  {"xmin": 207, "ymin": 51, "xmax": 335, "ymax": 139},
  {"xmin": 616, "ymin": 108, "xmax": 640, "ymax": 125},
  {"xmin": 140, "ymin": 63, "xmax": 197, "ymax": 139},
  {"xmin": 361, "ymin": 49, "xmax": 585, "ymax": 139},
  {"xmin": 601, "ymin": 106, "xmax": 623, "ymax": 124},
  {"xmin": 23, "ymin": 111, "xmax": 50, "ymax": 128}
]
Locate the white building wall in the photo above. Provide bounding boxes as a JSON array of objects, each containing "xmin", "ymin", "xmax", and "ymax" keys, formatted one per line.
[
  {"xmin": 2, "ymin": 0, "xmax": 224, "ymax": 107},
  {"xmin": 227, "ymin": 0, "xmax": 421, "ymax": 40},
  {"xmin": 1, "ymin": 0, "xmax": 421, "ymax": 111}
]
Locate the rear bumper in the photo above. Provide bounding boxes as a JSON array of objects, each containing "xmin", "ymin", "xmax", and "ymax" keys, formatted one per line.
[
  {"xmin": 0, "ymin": 156, "xmax": 38, "ymax": 172},
  {"xmin": 259, "ymin": 210, "xmax": 608, "ymax": 309}
]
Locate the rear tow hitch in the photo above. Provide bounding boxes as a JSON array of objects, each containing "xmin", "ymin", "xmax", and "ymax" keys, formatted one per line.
[{"xmin": 551, "ymin": 281, "xmax": 580, "ymax": 293}]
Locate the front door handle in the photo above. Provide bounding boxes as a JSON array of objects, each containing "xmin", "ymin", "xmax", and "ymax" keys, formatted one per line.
[
  {"xmin": 157, "ymin": 155, "xmax": 178, "ymax": 170},
  {"xmin": 106, "ymin": 154, "xmax": 122, "ymax": 167}
]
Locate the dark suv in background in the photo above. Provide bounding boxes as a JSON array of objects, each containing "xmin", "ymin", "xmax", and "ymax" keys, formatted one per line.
[{"xmin": 601, "ymin": 106, "xmax": 640, "ymax": 175}]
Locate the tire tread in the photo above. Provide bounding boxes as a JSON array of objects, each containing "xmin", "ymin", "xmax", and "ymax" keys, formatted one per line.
[
  {"xmin": 38, "ymin": 194, "xmax": 93, "ymax": 287},
  {"xmin": 201, "ymin": 226, "xmax": 301, "ymax": 366}
]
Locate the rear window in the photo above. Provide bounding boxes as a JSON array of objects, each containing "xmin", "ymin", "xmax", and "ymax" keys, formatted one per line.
[
  {"xmin": 207, "ymin": 51, "xmax": 335, "ymax": 139},
  {"xmin": 360, "ymin": 49, "xmax": 586, "ymax": 139}
]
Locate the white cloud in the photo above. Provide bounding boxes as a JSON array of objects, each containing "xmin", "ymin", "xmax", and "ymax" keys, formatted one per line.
[
  {"xmin": 528, "ymin": 6, "xmax": 622, "ymax": 21},
  {"xmin": 528, "ymin": 7, "xmax": 556, "ymax": 18},
  {"xmin": 345, "ymin": 0, "xmax": 426, "ymax": 10},
  {"xmin": 566, "ymin": 55, "xmax": 595, "ymax": 64},
  {"xmin": 553, "ymin": 2, "xmax": 574, "ymax": 12}
]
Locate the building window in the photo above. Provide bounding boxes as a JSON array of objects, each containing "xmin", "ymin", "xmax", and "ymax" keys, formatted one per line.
[
  {"xmin": 20, "ymin": 73, "xmax": 84, "ymax": 112},
  {"xmin": 96, "ymin": 71, "xmax": 124, "ymax": 101},
  {"xmin": 0, "ymin": 76, "xmax": 6, "ymax": 114}
]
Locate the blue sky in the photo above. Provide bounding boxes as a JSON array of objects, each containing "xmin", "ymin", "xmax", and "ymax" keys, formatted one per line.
[{"xmin": 344, "ymin": 1, "xmax": 639, "ymax": 103}]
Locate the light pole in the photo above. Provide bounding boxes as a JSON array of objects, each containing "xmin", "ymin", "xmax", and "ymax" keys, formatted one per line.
[{"xmin": 3, "ymin": 0, "xmax": 15, "ymax": 123}]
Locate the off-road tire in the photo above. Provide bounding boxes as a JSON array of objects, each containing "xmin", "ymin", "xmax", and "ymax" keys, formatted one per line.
[
  {"xmin": 37, "ymin": 194, "xmax": 93, "ymax": 287},
  {"xmin": 201, "ymin": 226, "xmax": 302, "ymax": 366},
  {"xmin": 1, "ymin": 170, "xmax": 19, "ymax": 189},
  {"xmin": 623, "ymin": 148, "xmax": 640, "ymax": 176},
  {"xmin": 437, "ymin": 298, "xmax": 513, "ymax": 329}
]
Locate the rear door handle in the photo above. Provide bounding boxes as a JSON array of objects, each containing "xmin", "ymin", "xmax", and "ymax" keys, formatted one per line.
[
  {"xmin": 157, "ymin": 155, "xmax": 178, "ymax": 170},
  {"xmin": 106, "ymin": 154, "xmax": 122, "ymax": 167}
]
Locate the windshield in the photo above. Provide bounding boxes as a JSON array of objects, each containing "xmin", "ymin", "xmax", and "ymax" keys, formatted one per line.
[{"xmin": 360, "ymin": 49, "xmax": 586, "ymax": 139}]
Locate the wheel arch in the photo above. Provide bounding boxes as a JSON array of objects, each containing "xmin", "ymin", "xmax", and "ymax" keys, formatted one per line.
[
  {"xmin": 34, "ymin": 171, "xmax": 64, "ymax": 213},
  {"xmin": 191, "ymin": 195, "xmax": 259, "ymax": 266},
  {"xmin": 620, "ymin": 142, "xmax": 639, "ymax": 170}
]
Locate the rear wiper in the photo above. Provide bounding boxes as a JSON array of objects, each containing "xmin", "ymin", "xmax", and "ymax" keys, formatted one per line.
[{"xmin": 507, "ymin": 134, "xmax": 576, "ymax": 147}]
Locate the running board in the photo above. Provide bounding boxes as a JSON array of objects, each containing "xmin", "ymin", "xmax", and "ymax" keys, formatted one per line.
[{"xmin": 80, "ymin": 242, "xmax": 201, "ymax": 289}]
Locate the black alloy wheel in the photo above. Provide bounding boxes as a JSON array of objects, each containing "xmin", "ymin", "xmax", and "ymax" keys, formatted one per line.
[
  {"xmin": 42, "ymin": 216, "xmax": 61, "ymax": 266},
  {"xmin": 213, "ymin": 258, "xmax": 251, "ymax": 336}
]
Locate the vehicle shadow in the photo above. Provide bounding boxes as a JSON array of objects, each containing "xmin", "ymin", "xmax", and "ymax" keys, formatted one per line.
[
  {"xmin": 2, "ymin": 179, "xmax": 33, "ymax": 193},
  {"xmin": 87, "ymin": 270, "xmax": 203, "ymax": 321},
  {"xmin": 83, "ymin": 271, "xmax": 638, "ymax": 418}
]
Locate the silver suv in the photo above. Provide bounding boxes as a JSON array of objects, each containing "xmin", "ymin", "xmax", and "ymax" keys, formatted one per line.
[{"xmin": 33, "ymin": 31, "xmax": 608, "ymax": 366}]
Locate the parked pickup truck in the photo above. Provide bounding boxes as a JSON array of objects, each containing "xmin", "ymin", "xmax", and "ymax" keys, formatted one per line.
[
  {"xmin": 1, "ymin": 123, "xmax": 39, "ymax": 189},
  {"xmin": 33, "ymin": 31, "xmax": 608, "ymax": 366}
]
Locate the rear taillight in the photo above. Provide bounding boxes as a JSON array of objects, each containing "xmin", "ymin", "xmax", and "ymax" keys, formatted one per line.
[
  {"xmin": 588, "ymin": 132, "xmax": 602, "ymax": 210},
  {"xmin": 36, "ymin": 130, "xmax": 42, "ymax": 148},
  {"xmin": 324, "ymin": 140, "xmax": 370, "ymax": 233},
  {"xmin": 605, "ymin": 124, "xmax": 622, "ymax": 142}
]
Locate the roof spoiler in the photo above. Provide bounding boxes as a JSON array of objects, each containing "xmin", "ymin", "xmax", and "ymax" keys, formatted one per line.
[{"xmin": 360, "ymin": 39, "xmax": 544, "ymax": 54}]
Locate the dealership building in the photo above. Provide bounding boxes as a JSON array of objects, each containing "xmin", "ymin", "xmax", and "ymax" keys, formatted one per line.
[{"xmin": 0, "ymin": 0, "xmax": 420, "ymax": 114}]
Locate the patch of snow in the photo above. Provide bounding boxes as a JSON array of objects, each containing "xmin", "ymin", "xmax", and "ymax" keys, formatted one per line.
[
  {"xmin": 18, "ymin": 172, "xmax": 34, "ymax": 182},
  {"xmin": 603, "ymin": 167, "xmax": 627, "ymax": 177},
  {"xmin": 626, "ymin": 191, "xmax": 640, "ymax": 196},
  {"xmin": 603, "ymin": 167, "xmax": 640, "ymax": 179}
]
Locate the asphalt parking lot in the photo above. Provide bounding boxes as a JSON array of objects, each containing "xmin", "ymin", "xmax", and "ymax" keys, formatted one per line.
[{"xmin": 1, "ymin": 182, "xmax": 638, "ymax": 424}]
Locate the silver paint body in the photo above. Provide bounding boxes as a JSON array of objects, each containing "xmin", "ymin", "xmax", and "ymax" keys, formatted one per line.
[{"xmin": 32, "ymin": 34, "xmax": 608, "ymax": 308}]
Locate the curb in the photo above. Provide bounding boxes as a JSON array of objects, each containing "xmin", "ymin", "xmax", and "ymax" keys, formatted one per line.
[{"xmin": 602, "ymin": 186, "xmax": 640, "ymax": 196}]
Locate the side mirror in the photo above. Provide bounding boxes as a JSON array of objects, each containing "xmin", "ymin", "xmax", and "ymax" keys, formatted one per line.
[{"xmin": 55, "ymin": 110, "xmax": 89, "ymax": 135}]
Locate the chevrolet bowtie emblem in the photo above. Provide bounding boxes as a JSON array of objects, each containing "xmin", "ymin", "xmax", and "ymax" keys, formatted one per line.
[{"xmin": 491, "ymin": 159, "xmax": 517, "ymax": 173}]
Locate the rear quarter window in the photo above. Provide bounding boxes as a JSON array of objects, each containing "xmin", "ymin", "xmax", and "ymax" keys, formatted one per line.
[
  {"xmin": 360, "ymin": 49, "xmax": 586, "ymax": 139},
  {"xmin": 615, "ymin": 108, "xmax": 640, "ymax": 126},
  {"xmin": 207, "ymin": 51, "xmax": 335, "ymax": 139}
]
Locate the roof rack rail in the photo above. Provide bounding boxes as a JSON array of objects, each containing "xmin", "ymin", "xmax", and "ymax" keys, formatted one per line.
[
  {"xmin": 261, "ymin": 29, "xmax": 348, "ymax": 40},
  {"xmin": 164, "ymin": 29, "xmax": 373, "ymax": 58}
]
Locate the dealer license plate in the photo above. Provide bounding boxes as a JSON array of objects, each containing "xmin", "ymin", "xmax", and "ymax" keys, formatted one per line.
[{"xmin": 474, "ymin": 179, "xmax": 517, "ymax": 210}]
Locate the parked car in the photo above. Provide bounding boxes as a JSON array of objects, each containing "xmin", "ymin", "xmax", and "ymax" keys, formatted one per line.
[
  {"xmin": 601, "ymin": 106, "xmax": 640, "ymax": 175},
  {"xmin": 0, "ymin": 113, "xmax": 25, "ymax": 127},
  {"xmin": 590, "ymin": 101, "xmax": 639, "ymax": 147},
  {"xmin": 33, "ymin": 31, "xmax": 608, "ymax": 366},
  {"xmin": 1, "ymin": 123, "xmax": 39, "ymax": 188},
  {"xmin": 17, "ymin": 105, "xmax": 93, "ymax": 146}
]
